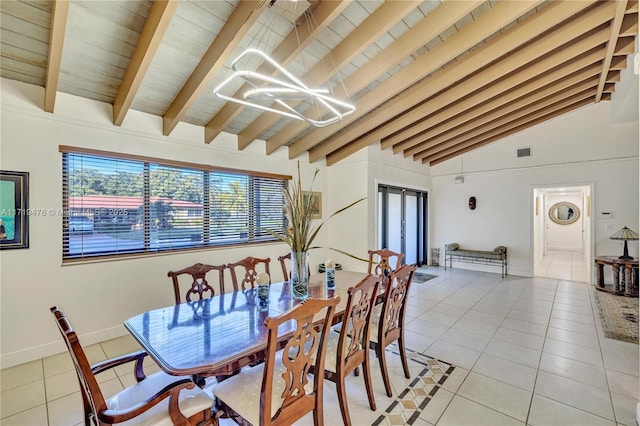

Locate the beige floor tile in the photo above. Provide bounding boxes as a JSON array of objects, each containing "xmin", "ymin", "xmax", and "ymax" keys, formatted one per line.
[
  {"xmin": 47, "ymin": 391, "xmax": 84, "ymax": 426},
  {"xmin": 610, "ymin": 391, "xmax": 638, "ymax": 426},
  {"xmin": 0, "ymin": 360, "xmax": 43, "ymax": 392},
  {"xmin": 483, "ymin": 339, "xmax": 542, "ymax": 368},
  {"xmin": 457, "ymin": 372, "xmax": 532, "ymax": 421},
  {"xmin": 450, "ymin": 317, "xmax": 498, "ymax": 337},
  {"xmin": 42, "ymin": 351, "xmax": 73, "ymax": 378},
  {"xmin": 534, "ymin": 370, "xmax": 615, "ymax": 420},
  {"xmin": 472, "ymin": 353, "xmax": 537, "ymax": 391},
  {"xmin": 424, "ymin": 341, "xmax": 481, "ymax": 370},
  {"xmin": 437, "ymin": 395, "xmax": 523, "ymax": 425},
  {"xmin": 548, "ymin": 317, "xmax": 598, "ymax": 336},
  {"xmin": 500, "ymin": 317, "xmax": 548, "ymax": 337},
  {"xmin": 528, "ymin": 394, "xmax": 615, "ymax": 426},
  {"xmin": 606, "ymin": 369, "xmax": 639, "ymax": 399},
  {"xmin": 417, "ymin": 387, "xmax": 454, "ymax": 425},
  {"xmin": 600, "ymin": 338, "xmax": 639, "ymax": 377},
  {"xmin": 0, "ymin": 404, "xmax": 48, "ymax": 426},
  {"xmin": 492, "ymin": 327, "xmax": 545, "ymax": 351},
  {"xmin": 539, "ymin": 352, "xmax": 607, "ymax": 389},
  {"xmin": 440, "ymin": 367, "xmax": 468, "ymax": 393},
  {"xmin": 542, "ymin": 338, "xmax": 604, "ymax": 367},
  {"xmin": 0, "ymin": 380, "xmax": 46, "ymax": 419},
  {"xmin": 437, "ymin": 327, "xmax": 491, "ymax": 352},
  {"xmin": 545, "ymin": 325, "xmax": 600, "ymax": 349},
  {"xmin": 100, "ymin": 334, "xmax": 143, "ymax": 358},
  {"xmin": 45, "ymin": 369, "xmax": 81, "ymax": 402}
]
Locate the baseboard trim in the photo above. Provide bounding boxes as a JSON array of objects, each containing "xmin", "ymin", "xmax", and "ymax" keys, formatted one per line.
[{"xmin": 1, "ymin": 325, "xmax": 128, "ymax": 369}]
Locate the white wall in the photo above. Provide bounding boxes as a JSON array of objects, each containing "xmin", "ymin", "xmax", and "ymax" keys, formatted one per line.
[
  {"xmin": 0, "ymin": 78, "xmax": 432, "ymax": 367},
  {"xmin": 431, "ymin": 82, "xmax": 639, "ymax": 276},
  {"xmin": 0, "ymin": 79, "xmax": 340, "ymax": 366}
]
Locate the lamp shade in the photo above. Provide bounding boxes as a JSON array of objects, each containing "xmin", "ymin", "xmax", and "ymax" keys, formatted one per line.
[{"xmin": 610, "ymin": 226, "xmax": 639, "ymax": 241}]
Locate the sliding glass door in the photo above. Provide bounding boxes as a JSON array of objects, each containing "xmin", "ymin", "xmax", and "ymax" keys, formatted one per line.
[{"xmin": 378, "ymin": 185, "xmax": 428, "ymax": 266}]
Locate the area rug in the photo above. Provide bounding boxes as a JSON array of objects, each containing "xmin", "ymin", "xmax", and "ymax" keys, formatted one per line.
[
  {"xmin": 594, "ymin": 290, "xmax": 638, "ymax": 344},
  {"xmin": 413, "ymin": 273, "xmax": 438, "ymax": 283},
  {"xmin": 372, "ymin": 344, "xmax": 455, "ymax": 425}
]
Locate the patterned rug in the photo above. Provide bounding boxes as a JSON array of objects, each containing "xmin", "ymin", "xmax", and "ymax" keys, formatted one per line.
[
  {"xmin": 594, "ymin": 290, "xmax": 639, "ymax": 344},
  {"xmin": 372, "ymin": 345, "xmax": 455, "ymax": 425}
]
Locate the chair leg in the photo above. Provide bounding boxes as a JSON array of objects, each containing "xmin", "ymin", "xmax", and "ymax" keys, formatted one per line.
[
  {"xmin": 362, "ymin": 357, "xmax": 377, "ymax": 411},
  {"xmin": 398, "ymin": 335, "xmax": 411, "ymax": 379},
  {"xmin": 377, "ymin": 345, "xmax": 393, "ymax": 397},
  {"xmin": 336, "ymin": 375, "xmax": 352, "ymax": 426}
]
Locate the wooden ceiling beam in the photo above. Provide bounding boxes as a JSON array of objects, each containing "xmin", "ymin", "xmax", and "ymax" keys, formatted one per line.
[
  {"xmin": 113, "ymin": 0, "xmax": 178, "ymax": 126},
  {"xmin": 162, "ymin": 0, "xmax": 269, "ymax": 136},
  {"xmin": 44, "ymin": 0, "xmax": 69, "ymax": 113},
  {"xmin": 264, "ymin": 0, "xmax": 484, "ymax": 156},
  {"xmin": 407, "ymin": 72, "xmax": 605, "ymax": 159},
  {"xmin": 303, "ymin": 0, "xmax": 546, "ymax": 162},
  {"xmin": 398, "ymin": 38, "xmax": 632, "ymax": 156},
  {"xmin": 203, "ymin": 0, "xmax": 349, "ymax": 145},
  {"xmin": 414, "ymin": 80, "xmax": 611, "ymax": 161},
  {"xmin": 388, "ymin": 26, "xmax": 613, "ymax": 154},
  {"xmin": 398, "ymin": 54, "xmax": 605, "ymax": 156},
  {"xmin": 595, "ymin": 0, "xmax": 627, "ymax": 102},
  {"xmin": 422, "ymin": 89, "xmax": 602, "ymax": 164},
  {"xmin": 232, "ymin": 0, "xmax": 423, "ymax": 153},
  {"xmin": 322, "ymin": 0, "xmax": 604, "ymax": 165},
  {"xmin": 428, "ymin": 98, "xmax": 597, "ymax": 166}
]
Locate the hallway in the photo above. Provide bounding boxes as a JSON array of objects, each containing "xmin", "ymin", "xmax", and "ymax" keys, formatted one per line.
[{"xmin": 536, "ymin": 249, "xmax": 590, "ymax": 283}]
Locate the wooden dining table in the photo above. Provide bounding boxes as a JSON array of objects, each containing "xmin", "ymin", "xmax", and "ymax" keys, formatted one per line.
[{"xmin": 124, "ymin": 270, "xmax": 368, "ymax": 383}]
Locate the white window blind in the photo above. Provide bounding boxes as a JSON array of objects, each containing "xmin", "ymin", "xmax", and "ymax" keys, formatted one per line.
[{"xmin": 62, "ymin": 150, "xmax": 287, "ymax": 261}]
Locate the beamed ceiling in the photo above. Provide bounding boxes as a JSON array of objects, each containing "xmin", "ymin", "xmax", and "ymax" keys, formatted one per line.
[{"xmin": 1, "ymin": 0, "xmax": 637, "ymax": 166}]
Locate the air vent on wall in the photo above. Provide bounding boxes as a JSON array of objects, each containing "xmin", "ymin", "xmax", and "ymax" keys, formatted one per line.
[{"xmin": 517, "ymin": 147, "xmax": 531, "ymax": 158}]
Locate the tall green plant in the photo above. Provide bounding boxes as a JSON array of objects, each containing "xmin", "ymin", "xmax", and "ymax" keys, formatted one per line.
[{"xmin": 267, "ymin": 162, "xmax": 366, "ymax": 258}]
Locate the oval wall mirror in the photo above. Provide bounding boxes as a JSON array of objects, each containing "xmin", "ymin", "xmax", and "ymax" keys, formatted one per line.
[{"xmin": 548, "ymin": 201, "xmax": 580, "ymax": 225}]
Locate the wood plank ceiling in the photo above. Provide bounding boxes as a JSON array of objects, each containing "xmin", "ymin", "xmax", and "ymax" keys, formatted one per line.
[{"xmin": 1, "ymin": 0, "xmax": 637, "ymax": 166}]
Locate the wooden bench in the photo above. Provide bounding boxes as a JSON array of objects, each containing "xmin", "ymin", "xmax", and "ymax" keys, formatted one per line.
[{"xmin": 445, "ymin": 243, "xmax": 507, "ymax": 278}]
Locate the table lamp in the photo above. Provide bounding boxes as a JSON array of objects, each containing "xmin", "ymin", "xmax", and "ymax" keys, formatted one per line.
[{"xmin": 610, "ymin": 226, "xmax": 639, "ymax": 260}]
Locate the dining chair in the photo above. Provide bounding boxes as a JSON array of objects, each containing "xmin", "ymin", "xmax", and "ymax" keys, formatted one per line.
[
  {"xmin": 313, "ymin": 274, "xmax": 381, "ymax": 426},
  {"xmin": 227, "ymin": 256, "xmax": 271, "ymax": 291},
  {"xmin": 367, "ymin": 248, "xmax": 404, "ymax": 276},
  {"xmin": 213, "ymin": 296, "xmax": 340, "ymax": 426},
  {"xmin": 277, "ymin": 252, "xmax": 311, "ymax": 282},
  {"xmin": 167, "ymin": 262, "xmax": 227, "ymax": 304},
  {"xmin": 370, "ymin": 263, "xmax": 417, "ymax": 397},
  {"xmin": 50, "ymin": 306, "xmax": 214, "ymax": 426}
]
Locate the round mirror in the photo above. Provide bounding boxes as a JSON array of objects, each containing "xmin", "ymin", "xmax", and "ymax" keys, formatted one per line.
[{"xmin": 548, "ymin": 201, "xmax": 580, "ymax": 225}]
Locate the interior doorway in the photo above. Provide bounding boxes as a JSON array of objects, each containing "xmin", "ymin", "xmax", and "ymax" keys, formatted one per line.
[{"xmin": 533, "ymin": 185, "xmax": 591, "ymax": 282}]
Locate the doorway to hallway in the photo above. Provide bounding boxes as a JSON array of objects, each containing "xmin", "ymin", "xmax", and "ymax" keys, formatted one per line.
[{"xmin": 533, "ymin": 185, "xmax": 591, "ymax": 282}]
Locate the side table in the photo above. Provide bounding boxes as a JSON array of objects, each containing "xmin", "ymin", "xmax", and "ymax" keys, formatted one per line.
[{"xmin": 594, "ymin": 256, "xmax": 639, "ymax": 297}]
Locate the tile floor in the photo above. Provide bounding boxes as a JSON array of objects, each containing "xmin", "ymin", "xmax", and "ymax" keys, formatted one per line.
[
  {"xmin": 535, "ymin": 249, "xmax": 590, "ymax": 283},
  {"xmin": 2, "ymin": 266, "xmax": 638, "ymax": 425}
]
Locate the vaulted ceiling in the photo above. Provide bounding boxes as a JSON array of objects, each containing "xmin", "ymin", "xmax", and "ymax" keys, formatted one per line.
[{"xmin": 1, "ymin": 1, "xmax": 637, "ymax": 166}]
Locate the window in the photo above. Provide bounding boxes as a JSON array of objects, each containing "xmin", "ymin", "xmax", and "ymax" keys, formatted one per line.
[{"xmin": 61, "ymin": 147, "xmax": 288, "ymax": 261}]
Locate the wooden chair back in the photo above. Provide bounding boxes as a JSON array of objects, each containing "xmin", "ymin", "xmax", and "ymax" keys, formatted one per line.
[
  {"xmin": 167, "ymin": 262, "xmax": 227, "ymax": 304},
  {"xmin": 330, "ymin": 274, "xmax": 381, "ymax": 424},
  {"xmin": 368, "ymin": 248, "xmax": 404, "ymax": 276},
  {"xmin": 373, "ymin": 263, "xmax": 416, "ymax": 396},
  {"xmin": 227, "ymin": 256, "xmax": 271, "ymax": 291},
  {"xmin": 51, "ymin": 306, "xmax": 109, "ymax": 423},
  {"xmin": 262, "ymin": 296, "xmax": 340, "ymax": 425}
]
